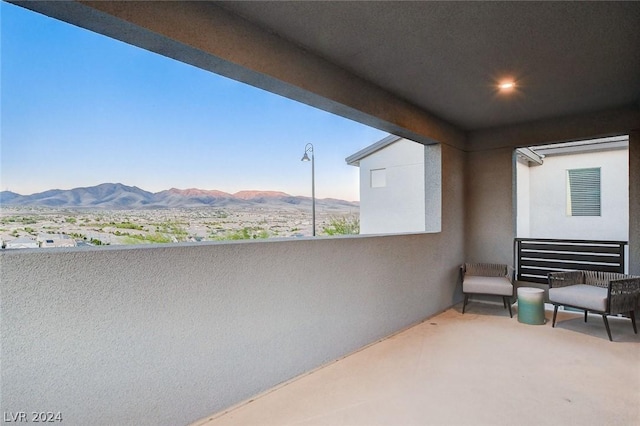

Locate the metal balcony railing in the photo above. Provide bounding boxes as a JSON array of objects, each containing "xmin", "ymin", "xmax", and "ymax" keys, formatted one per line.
[{"xmin": 515, "ymin": 238, "xmax": 628, "ymax": 284}]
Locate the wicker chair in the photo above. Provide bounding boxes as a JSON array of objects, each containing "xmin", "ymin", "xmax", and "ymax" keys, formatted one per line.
[
  {"xmin": 548, "ymin": 270, "xmax": 640, "ymax": 341},
  {"xmin": 462, "ymin": 263, "xmax": 514, "ymax": 317}
]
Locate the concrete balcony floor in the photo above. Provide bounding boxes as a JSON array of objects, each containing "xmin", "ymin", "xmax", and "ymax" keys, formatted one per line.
[{"xmin": 194, "ymin": 304, "xmax": 640, "ymax": 426}]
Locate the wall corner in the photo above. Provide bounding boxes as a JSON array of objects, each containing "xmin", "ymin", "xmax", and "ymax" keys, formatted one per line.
[{"xmin": 629, "ymin": 129, "xmax": 640, "ymax": 275}]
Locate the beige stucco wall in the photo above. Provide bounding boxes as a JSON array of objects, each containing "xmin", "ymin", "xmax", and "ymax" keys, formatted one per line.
[{"xmin": 464, "ymin": 148, "xmax": 516, "ymax": 266}]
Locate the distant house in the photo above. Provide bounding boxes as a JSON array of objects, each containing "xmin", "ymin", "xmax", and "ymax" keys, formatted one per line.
[
  {"xmin": 37, "ymin": 234, "xmax": 77, "ymax": 248},
  {"xmin": 4, "ymin": 237, "xmax": 39, "ymax": 250},
  {"xmin": 516, "ymin": 135, "xmax": 628, "ymax": 241},
  {"xmin": 346, "ymin": 135, "xmax": 440, "ymax": 235}
]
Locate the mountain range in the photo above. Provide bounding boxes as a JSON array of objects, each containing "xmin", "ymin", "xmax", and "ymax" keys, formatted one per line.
[{"xmin": 0, "ymin": 183, "xmax": 358, "ymax": 210}]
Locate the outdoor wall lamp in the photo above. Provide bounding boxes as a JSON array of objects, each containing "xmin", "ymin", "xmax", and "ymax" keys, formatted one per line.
[{"xmin": 301, "ymin": 143, "xmax": 316, "ymax": 236}]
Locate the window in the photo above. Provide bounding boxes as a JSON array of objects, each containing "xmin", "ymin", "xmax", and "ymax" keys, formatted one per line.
[
  {"xmin": 567, "ymin": 167, "xmax": 601, "ymax": 216},
  {"xmin": 370, "ymin": 168, "xmax": 386, "ymax": 188},
  {"xmin": 2, "ymin": 1, "xmax": 390, "ymax": 245}
]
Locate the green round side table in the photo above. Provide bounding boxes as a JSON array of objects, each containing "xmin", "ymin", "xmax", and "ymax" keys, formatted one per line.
[{"xmin": 517, "ymin": 287, "xmax": 545, "ymax": 325}]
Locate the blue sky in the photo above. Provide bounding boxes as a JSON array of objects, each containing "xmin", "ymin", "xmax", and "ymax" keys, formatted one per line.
[{"xmin": 0, "ymin": 2, "xmax": 387, "ymax": 200}]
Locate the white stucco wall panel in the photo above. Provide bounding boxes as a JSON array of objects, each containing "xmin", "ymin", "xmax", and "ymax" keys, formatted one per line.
[
  {"xmin": 359, "ymin": 139, "xmax": 426, "ymax": 234},
  {"xmin": 526, "ymin": 149, "xmax": 628, "ymax": 240},
  {"xmin": 1, "ymin": 146, "xmax": 465, "ymax": 426}
]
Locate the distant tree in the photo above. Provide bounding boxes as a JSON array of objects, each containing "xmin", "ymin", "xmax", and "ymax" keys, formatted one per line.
[
  {"xmin": 112, "ymin": 221, "xmax": 144, "ymax": 230},
  {"xmin": 255, "ymin": 229, "xmax": 269, "ymax": 239},
  {"xmin": 322, "ymin": 215, "xmax": 360, "ymax": 236},
  {"xmin": 219, "ymin": 227, "xmax": 269, "ymax": 240},
  {"xmin": 124, "ymin": 233, "xmax": 171, "ymax": 244}
]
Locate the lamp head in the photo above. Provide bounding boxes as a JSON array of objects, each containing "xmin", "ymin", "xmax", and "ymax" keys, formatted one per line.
[{"xmin": 301, "ymin": 143, "xmax": 314, "ymax": 161}]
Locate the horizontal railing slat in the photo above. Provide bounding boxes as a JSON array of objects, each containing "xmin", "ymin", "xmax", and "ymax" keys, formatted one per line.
[
  {"xmin": 520, "ymin": 260, "xmax": 622, "ymax": 273},
  {"xmin": 519, "ymin": 243, "xmax": 622, "ymax": 254},
  {"xmin": 519, "ymin": 268, "xmax": 558, "ymax": 277},
  {"xmin": 516, "ymin": 274, "xmax": 549, "ymax": 284},
  {"xmin": 515, "ymin": 238, "xmax": 627, "ymax": 245},
  {"xmin": 519, "ymin": 252, "xmax": 620, "ymax": 264}
]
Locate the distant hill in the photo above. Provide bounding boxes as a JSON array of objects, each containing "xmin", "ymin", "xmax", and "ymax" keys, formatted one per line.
[
  {"xmin": 0, "ymin": 183, "xmax": 358, "ymax": 210},
  {"xmin": 154, "ymin": 188, "xmax": 239, "ymax": 208},
  {"xmin": 233, "ymin": 190, "xmax": 290, "ymax": 200},
  {"xmin": 0, "ymin": 191, "xmax": 21, "ymax": 204}
]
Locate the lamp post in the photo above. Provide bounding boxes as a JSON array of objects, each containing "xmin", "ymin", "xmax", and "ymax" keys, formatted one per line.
[{"xmin": 301, "ymin": 143, "xmax": 316, "ymax": 236}]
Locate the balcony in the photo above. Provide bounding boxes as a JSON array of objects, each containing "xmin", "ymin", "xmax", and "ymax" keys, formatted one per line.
[
  {"xmin": 196, "ymin": 304, "xmax": 639, "ymax": 425},
  {"xmin": 1, "ymin": 2, "xmax": 639, "ymax": 426}
]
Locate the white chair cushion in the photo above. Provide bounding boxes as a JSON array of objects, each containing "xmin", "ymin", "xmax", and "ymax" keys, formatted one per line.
[
  {"xmin": 548, "ymin": 284, "xmax": 608, "ymax": 312},
  {"xmin": 463, "ymin": 276, "xmax": 512, "ymax": 296}
]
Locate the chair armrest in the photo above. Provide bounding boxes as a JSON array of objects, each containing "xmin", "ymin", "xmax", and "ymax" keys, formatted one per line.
[
  {"xmin": 507, "ymin": 265, "xmax": 515, "ymax": 283},
  {"xmin": 609, "ymin": 277, "xmax": 640, "ymax": 315},
  {"xmin": 548, "ymin": 271, "xmax": 583, "ymax": 288}
]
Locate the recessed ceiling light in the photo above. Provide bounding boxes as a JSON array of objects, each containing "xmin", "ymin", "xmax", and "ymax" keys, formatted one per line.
[{"xmin": 499, "ymin": 81, "xmax": 516, "ymax": 91}]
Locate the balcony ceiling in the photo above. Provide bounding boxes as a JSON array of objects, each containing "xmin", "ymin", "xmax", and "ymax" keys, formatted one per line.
[{"xmin": 218, "ymin": 1, "xmax": 640, "ymax": 131}]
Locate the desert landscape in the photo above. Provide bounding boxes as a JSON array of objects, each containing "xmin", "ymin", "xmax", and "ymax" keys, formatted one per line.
[{"xmin": 0, "ymin": 183, "xmax": 360, "ymax": 248}]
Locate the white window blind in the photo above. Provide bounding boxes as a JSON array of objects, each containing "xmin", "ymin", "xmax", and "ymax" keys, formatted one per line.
[{"xmin": 567, "ymin": 167, "xmax": 601, "ymax": 216}]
